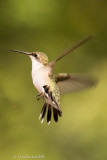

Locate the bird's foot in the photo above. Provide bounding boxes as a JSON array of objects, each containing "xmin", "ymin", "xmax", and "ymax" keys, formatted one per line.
[{"xmin": 35, "ymin": 93, "xmax": 43, "ymax": 100}]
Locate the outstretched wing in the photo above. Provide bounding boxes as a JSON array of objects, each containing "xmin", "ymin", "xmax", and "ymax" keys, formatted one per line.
[{"xmin": 55, "ymin": 73, "xmax": 98, "ymax": 94}]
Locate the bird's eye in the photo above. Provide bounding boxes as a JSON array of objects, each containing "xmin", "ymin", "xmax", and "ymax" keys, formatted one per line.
[{"xmin": 34, "ymin": 53, "xmax": 37, "ymax": 58}]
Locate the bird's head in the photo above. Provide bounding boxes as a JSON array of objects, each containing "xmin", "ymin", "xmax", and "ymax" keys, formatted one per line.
[
  {"xmin": 30, "ymin": 51, "xmax": 48, "ymax": 65},
  {"xmin": 11, "ymin": 50, "xmax": 49, "ymax": 66}
]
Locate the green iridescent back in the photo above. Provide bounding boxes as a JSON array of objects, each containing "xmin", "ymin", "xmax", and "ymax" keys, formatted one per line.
[{"xmin": 49, "ymin": 76, "xmax": 60, "ymax": 106}]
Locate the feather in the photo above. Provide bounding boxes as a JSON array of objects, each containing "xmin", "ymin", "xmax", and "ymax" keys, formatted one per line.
[
  {"xmin": 43, "ymin": 85, "xmax": 60, "ymax": 110},
  {"xmin": 39, "ymin": 103, "xmax": 47, "ymax": 123},
  {"xmin": 48, "ymin": 36, "xmax": 92, "ymax": 67},
  {"xmin": 53, "ymin": 108, "xmax": 62, "ymax": 122},
  {"xmin": 55, "ymin": 73, "xmax": 98, "ymax": 94},
  {"xmin": 43, "ymin": 85, "xmax": 50, "ymax": 98},
  {"xmin": 53, "ymin": 108, "xmax": 58, "ymax": 122},
  {"xmin": 47, "ymin": 105, "xmax": 52, "ymax": 124}
]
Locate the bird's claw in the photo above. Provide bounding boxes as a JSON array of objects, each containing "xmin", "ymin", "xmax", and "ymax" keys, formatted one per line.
[{"xmin": 35, "ymin": 93, "xmax": 43, "ymax": 100}]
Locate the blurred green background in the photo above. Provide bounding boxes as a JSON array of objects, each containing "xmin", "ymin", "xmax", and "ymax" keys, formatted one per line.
[{"xmin": 0, "ymin": 0, "xmax": 107, "ymax": 160}]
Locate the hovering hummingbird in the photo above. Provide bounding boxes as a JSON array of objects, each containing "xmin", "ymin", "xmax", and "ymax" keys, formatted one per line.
[{"xmin": 11, "ymin": 36, "xmax": 97, "ymax": 124}]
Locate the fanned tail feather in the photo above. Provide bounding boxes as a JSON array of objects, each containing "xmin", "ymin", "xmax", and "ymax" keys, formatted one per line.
[
  {"xmin": 39, "ymin": 103, "xmax": 62, "ymax": 124},
  {"xmin": 47, "ymin": 105, "xmax": 52, "ymax": 124},
  {"xmin": 53, "ymin": 108, "xmax": 62, "ymax": 122},
  {"xmin": 39, "ymin": 103, "xmax": 47, "ymax": 123}
]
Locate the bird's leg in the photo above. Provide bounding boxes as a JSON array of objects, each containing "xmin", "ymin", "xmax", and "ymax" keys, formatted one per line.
[{"xmin": 36, "ymin": 93, "xmax": 43, "ymax": 101}]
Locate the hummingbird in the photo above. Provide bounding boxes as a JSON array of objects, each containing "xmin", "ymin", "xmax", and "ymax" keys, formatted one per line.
[{"xmin": 11, "ymin": 36, "xmax": 97, "ymax": 124}]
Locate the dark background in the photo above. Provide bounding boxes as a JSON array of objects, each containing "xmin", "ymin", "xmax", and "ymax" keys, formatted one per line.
[{"xmin": 0, "ymin": 0, "xmax": 107, "ymax": 160}]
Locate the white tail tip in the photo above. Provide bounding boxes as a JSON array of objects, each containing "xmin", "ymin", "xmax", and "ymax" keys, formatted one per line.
[
  {"xmin": 41, "ymin": 118, "xmax": 44, "ymax": 124},
  {"xmin": 48, "ymin": 121, "xmax": 51, "ymax": 125},
  {"xmin": 39, "ymin": 113, "xmax": 42, "ymax": 120}
]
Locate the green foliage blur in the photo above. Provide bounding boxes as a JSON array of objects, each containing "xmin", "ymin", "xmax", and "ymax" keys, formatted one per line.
[{"xmin": 0, "ymin": 0, "xmax": 107, "ymax": 160}]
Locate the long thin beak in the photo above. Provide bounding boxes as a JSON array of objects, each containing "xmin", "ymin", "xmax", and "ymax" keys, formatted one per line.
[{"xmin": 10, "ymin": 50, "xmax": 32, "ymax": 55}]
